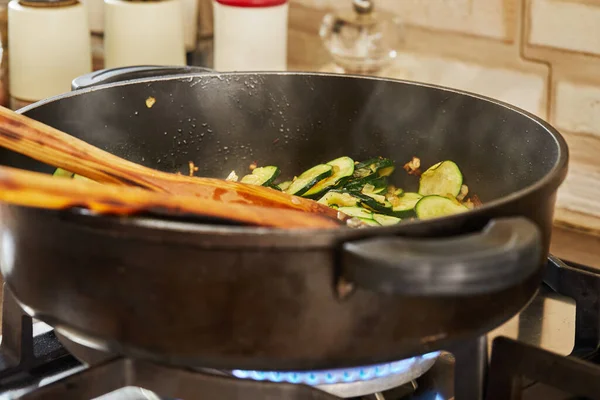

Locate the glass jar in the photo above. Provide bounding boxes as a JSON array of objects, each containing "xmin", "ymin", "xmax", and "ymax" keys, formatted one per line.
[{"xmin": 319, "ymin": 0, "xmax": 403, "ymax": 74}]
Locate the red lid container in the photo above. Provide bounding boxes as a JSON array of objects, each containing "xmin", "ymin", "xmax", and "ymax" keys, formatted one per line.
[{"xmin": 215, "ymin": 0, "xmax": 287, "ymax": 6}]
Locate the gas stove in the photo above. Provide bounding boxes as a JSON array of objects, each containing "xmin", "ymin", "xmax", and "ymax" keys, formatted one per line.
[{"xmin": 1, "ymin": 255, "xmax": 600, "ymax": 400}]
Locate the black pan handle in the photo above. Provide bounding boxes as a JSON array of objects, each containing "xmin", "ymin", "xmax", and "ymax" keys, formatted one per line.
[
  {"xmin": 342, "ymin": 217, "xmax": 542, "ymax": 296},
  {"xmin": 71, "ymin": 65, "xmax": 214, "ymax": 91}
]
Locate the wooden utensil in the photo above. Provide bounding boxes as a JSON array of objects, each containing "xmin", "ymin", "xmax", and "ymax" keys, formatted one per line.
[
  {"xmin": 0, "ymin": 105, "xmax": 337, "ymax": 217},
  {"xmin": 0, "ymin": 165, "xmax": 348, "ymax": 229}
]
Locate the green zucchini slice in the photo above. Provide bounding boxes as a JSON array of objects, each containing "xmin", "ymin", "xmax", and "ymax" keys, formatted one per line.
[
  {"xmin": 277, "ymin": 180, "xmax": 292, "ymax": 191},
  {"xmin": 418, "ymin": 161, "xmax": 463, "ymax": 197},
  {"xmin": 355, "ymin": 157, "xmax": 393, "ymax": 171},
  {"xmin": 337, "ymin": 206, "xmax": 373, "ymax": 220},
  {"xmin": 54, "ymin": 168, "xmax": 96, "ymax": 183},
  {"xmin": 73, "ymin": 174, "xmax": 96, "ymax": 183},
  {"xmin": 415, "ymin": 195, "xmax": 469, "ymax": 220},
  {"xmin": 377, "ymin": 166, "xmax": 395, "ymax": 177},
  {"xmin": 317, "ymin": 190, "xmax": 361, "ymax": 208},
  {"xmin": 285, "ymin": 164, "xmax": 333, "ymax": 196},
  {"xmin": 373, "ymin": 214, "xmax": 401, "ymax": 226},
  {"xmin": 360, "ymin": 177, "xmax": 388, "ymax": 194},
  {"xmin": 240, "ymin": 166, "xmax": 280, "ymax": 186},
  {"xmin": 350, "ymin": 158, "xmax": 395, "ymax": 181},
  {"xmin": 391, "ymin": 192, "xmax": 423, "ymax": 217},
  {"xmin": 53, "ymin": 168, "xmax": 74, "ymax": 178},
  {"xmin": 358, "ymin": 217, "xmax": 380, "ymax": 227},
  {"xmin": 355, "ymin": 192, "xmax": 392, "ymax": 213},
  {"xmin": 304, "ymin": 156, "xmax": 354, "ymax": 197}
]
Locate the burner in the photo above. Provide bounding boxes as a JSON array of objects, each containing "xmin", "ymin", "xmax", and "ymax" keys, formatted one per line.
[
  {"xmin": 2, "ymin": 256, "xmax": 600, "ymax": 400},
  {"xmin": 231, "ymin": 352, "xmax": 440, "ymax": 397}
]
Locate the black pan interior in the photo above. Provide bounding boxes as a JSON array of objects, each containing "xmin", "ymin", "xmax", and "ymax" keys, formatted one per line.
[{"xmin": 3, "ymin": 73, "xmax": 561, "ymax": 204}]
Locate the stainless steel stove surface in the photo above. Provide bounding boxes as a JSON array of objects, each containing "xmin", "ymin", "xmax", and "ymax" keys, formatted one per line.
[{"xmin": 1, "ymin": 255, "xmax": 600, "ymax": 400}]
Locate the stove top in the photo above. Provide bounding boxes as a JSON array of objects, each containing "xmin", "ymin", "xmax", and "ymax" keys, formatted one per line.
[{"xmin": 1, "ymin": 255, "xmax": 600, "ymax": 400}]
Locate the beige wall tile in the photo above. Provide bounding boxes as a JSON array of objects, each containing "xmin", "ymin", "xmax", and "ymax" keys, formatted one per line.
[
  {"xmin": 379, "ymin": 0, "xmax": 516, "ymax": 41},
  {"xmin": 529, "ymin": 0, "xmax": 600, "ymax": 55},
  {"xmin": 291, "ymin": 0, "xmax": 517, "ymax": 40},
  {"xmin": 554, "ymin": 132, "xmax": 600, "ymax": 225},
  {"xmin": 386, "ymin": 52, "xmax": 547, "ymax": 117},
  {"xmin": 557, "ymin": 161, "xmax": 600, "ymax": 221},
  {"xmin": 554, "ymin": 80, "xmax": 600, "ymax": 137}
]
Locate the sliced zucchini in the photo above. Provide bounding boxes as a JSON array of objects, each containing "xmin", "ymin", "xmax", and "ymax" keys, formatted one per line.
[
  {"xmin": 73, "ymin": 174, "xmax": 96, "ymax": 183},
  {"xmin": 360, "ymin": 177, "xmax": 388, "ymax": 194},
  {"xmin": 354, "ymin": 158, "xmax": 380, "ymax": 170},
  {"xmin": 377, "ymin": 165, "xmax": 395, "ymax": 177},
  {"xmin": 285, "ymin": 164, "xmax": 333, "ymax": 196},
  {"xmin": 391, "ymin": 192, "xmax": 423, "ymax": 217},
  {"xmin": 53, "ymin": 168, "xmax": 74, "ymax": 178},
  {"xmin": 385, "ymin": 186, "xmax": 404, "ymax": 199},
  {"xmin": 337, "ymin": 206, "xmax": 373, "ymax": 220},
  {"xmin": 415, "ymin": 195, "xmax": 469, "ymax": 220},
  {"xmin": 355, "ymin": 157, "xmax": 394, "ymax": 171},
  {"xmin": 373, "ymin": 214, "xmax": 401, "ymax": 226},
  {"xmin": 240, "ymin": 166, "xmax": 280, "ymax": 186},
  {"xmin": 356, "ymin": 192, "xmax": 392, "ymax": 213},
  {"xmin": 344, "ymin": 178, "xmax": 370, "ymax": 191},
  {"xmin": 304, "ymin": 156, "xmax": 354, "ymax": 198},
  {"xmin": 317, "ymin": 190, "xmax": 360, "ymax": 208},
  {"xmin": 418, "ymin": 161, "xmax": 463, "ymax": 198},
  {"xmin": 351, "ymin": 158, "xmax": 395, "ymax": 181},
  {"xmin": 362, "ymin": 192, "xmax": 388, "ymax": 205},
  {"xmin": 358, "ymin": 217, "xmax": 380, "ymax": 227},
  {"xmin": 277, "ymin": 180, "xmax": 292, "ymax": 191}
]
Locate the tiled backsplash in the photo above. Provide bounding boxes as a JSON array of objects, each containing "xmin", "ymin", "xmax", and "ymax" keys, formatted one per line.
[{"xmin": 287, "ymin": 0, "xmax": 600, "ymax": 235}]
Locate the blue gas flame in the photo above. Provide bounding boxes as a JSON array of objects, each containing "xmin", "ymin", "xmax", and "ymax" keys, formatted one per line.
[{"xmin": 231, "ymin": 351, "xmax": 440, "ymax": 386}]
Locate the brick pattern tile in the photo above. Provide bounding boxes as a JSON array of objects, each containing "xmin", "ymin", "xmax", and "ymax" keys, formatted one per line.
[
  {"xmin": 554, "ymin": 80, "xmax": 600, "ymax": 137},
  {"xmin": 388, "ymin": 52, "xmax": 547, "ymax": 117},
  {"xmin": 528, "ymin": 0, "xmax": 600, "ymax": 56}
]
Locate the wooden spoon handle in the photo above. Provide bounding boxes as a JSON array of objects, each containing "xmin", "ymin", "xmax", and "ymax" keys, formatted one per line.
[
  {"xmin": 0, "ymin": 106, "xmax": 343, "ymax": 218},
  {"xmin": 0, "ymin": 166, "xmax": 346, "ymax": 229},
  {"xmin": 0, "ymin": 105, "xmax": 166, "ymax": 190}
]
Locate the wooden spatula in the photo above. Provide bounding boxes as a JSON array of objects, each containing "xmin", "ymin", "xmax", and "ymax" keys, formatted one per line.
[
  {"xmin": 0, "ymin": 165, "xmax": 348, "ymax": 229},
  {"xmin": 0, "ymin": 106, "xmax": 335, "ymax": 217}
]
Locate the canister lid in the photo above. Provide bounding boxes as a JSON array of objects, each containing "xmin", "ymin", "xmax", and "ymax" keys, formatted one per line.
[
  {"xmin": 215, "ymin": 0, "xmax": 287, "ymax": 7},
  {"xmin": 18, "ymin": 0, "xmax": 78, "ymax": 7}
]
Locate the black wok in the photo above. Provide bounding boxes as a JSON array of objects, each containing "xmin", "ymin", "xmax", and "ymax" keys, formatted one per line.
[{"xmin": 0, "ymin": 66, "xmax": 568, "ymax": 371}]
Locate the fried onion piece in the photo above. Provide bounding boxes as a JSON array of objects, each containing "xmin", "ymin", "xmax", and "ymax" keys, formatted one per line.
[{"xmin": 403, "ymin": 156, "xmax": 421, "ymax": 176}]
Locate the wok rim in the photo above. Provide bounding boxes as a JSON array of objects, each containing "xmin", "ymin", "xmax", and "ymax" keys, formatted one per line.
[{"xmin": 16, "ymin": 71, "xmax": 569, "ymax": 237}]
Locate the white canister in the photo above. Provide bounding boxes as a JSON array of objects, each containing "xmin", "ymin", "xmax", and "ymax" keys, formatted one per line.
[
  {"xmin": 104, "ymin": 0, "xmax": 186, "ymax": 68},
  {"xmin": 8, "ymin": 0, "xmax": 92, "ymax": 103},
  {"xmin": 84, "ymin": 0, "xmax": 197, "ymax": 50},
  {"xmin": 213, "ymin": 0, "xmax": 288, "ymax": 72}
]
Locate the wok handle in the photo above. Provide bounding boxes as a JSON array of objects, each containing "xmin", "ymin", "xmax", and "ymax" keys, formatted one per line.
[
  {"xmin": 341, "ymin": 217, "xmax": 543, "ymax": 296},
  {"xmin": 71, "ymin": 65, "xmax": 214, "ymax": 90}
]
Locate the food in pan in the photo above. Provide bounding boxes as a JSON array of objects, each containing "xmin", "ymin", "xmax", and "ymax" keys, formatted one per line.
[
  {"xmin": 54, "ymin": 156, "xmax": 478, "ymax": 226},
  {"xmin": 235, "ymin": 156, "xmax": 477, "ymax": 225}
]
